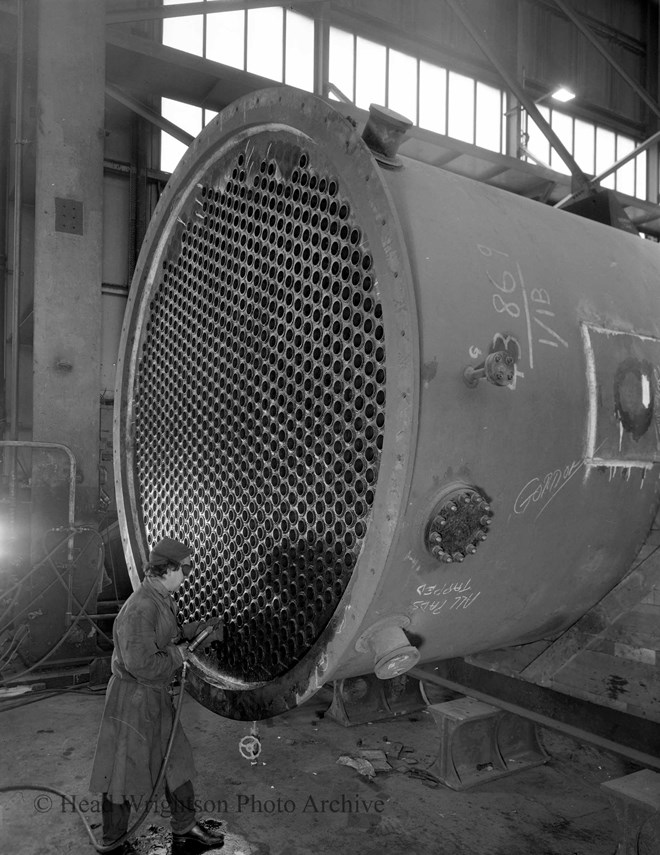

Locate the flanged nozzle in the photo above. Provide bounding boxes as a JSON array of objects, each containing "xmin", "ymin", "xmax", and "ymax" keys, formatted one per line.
[
  {"xmin": 464, "ymin": 349, "xmax": 516, "ymax": 388},
  {"xmin": 356, "ymin": 618, "xmax": 420, "ymax": 679},
  {"xmin": 362, "ymin": 104, "xmax": 413, "ymax": 167}
]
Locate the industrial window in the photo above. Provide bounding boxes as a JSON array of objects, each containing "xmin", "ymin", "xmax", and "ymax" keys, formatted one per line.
[
  {"xmin": 328, "ymin": 27, "xmax": 354, "ymax": 102},
  {"xmin": 246, "ymin": 7, "xmax": 283, "ymax": 82},
  {"xmin": 163, "ymin": 3, "xmax": 314, "ymax": 86},
  {"xmin": 161, "ymin": 3, "xmax": 314, "ymax": 171},
  {"xmin": 447, "ymin": 71, "xmax": 475, "ymax": 143},
  {"xmin": 388, "ymin": 50, "xmax": 418, "ymax": 120},
  {"xmin": 161, "ymin": 98, "xmax": 203, "ymax": 174},
  {"xmin": 285, "ymin": 11, "xmax": 314, "ymax": 91},
  {"xmin": 328, "ymin": 27, "xmax": 505, "ymax": 155},
  {"xmin": 523, "ymin": 107, "xmax": 646, "ymax": 199},
  {"xmin": 160, "ymin": 9, "xmax": 504, "ymax": 164},
  {"xmin": 158, "ymin": 6, "xmax": 647, "ymax": 204},
  {"xmin": 355, "ymin": 37, "xmax": 386, "ymax": 110},
  {"xmin": 206, "ymin": 11, "xmax": 244, "ymax": 69},
  {"xmin": 162, "ymin": 0, "xmax": 203, "ymax": 56},
  {"xmin": 419, "ymin": 61, "xmax": 447, "ymax": 135}
]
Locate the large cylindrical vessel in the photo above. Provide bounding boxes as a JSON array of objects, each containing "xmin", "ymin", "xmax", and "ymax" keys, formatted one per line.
[{"xmin": 115, "ymin": 87, "xmax": 660, "ymax": 720}]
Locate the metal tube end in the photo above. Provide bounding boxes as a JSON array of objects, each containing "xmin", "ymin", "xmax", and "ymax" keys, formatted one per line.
[
  {"xmin": 357, "ymin": 621, "xmax": 420, "ymax": 679},
  {"xmin": 362, "ymin": 104, "xmax": 412, "ymax": 167}
]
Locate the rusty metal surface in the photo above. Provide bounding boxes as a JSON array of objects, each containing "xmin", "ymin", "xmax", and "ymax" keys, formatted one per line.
[{"xmin": 116, "ymin": 87, "xmax": 660, "ymax": 720}]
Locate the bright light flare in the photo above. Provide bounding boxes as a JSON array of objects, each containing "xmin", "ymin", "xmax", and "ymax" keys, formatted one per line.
[{"xmin": 551, "ymin": 86, "xmax": 576, "ymax": 103}]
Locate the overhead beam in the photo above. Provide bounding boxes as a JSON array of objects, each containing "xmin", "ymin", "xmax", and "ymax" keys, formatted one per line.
[
  {"xmin": 631, "ymin": 210, "xmax": 660, "ymax": 227},
  {"xmin": 105, "ymin": 27, "xmax": 276, "ymax": 108},
  {"xmin": 588, "ymin": 128, "xmax": 660, "ymax": 186},
  {"xmin": 106, "ymin": 83, "xmax": 195, "ymax": 145},
  {"xmin": 552, "ymin": 0, "xmax": 660, "ymax": 123},
  {"xmin": 102, "ymin": 28, "xmax": 660, "ymax": 237},
  {"xmin": 411, "ymin": 660, "xmax": 660, "ymax": 772},
  {"xmin": 555, "ymin": 128, "xmax": 660, "ymax": 208},
  {"xmin": 106, "ymin": 0, "xmax": 328, "ymax": 25},
  {"xmin": 442, "ymin": 0, "xmax": 591, "ymax": 194},
  {"xmin": 478, "ymin": 165, "xmax": 510, "ymax": 182}
]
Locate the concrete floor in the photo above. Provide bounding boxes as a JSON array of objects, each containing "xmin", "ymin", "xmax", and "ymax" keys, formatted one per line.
[{"xmin": 0, "ymin": 682, "xmax": 640, "ymax": 855}]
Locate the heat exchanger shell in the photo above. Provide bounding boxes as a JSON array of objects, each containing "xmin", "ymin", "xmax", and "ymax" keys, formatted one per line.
[{"xmin": 115, "ymin": 88, "xmax": 660, "ymax": 720}]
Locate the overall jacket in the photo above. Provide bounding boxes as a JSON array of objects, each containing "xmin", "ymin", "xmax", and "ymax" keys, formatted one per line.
[{"xmin": 89, "ymin": 575, "xmax": 195, "ymax": 803}]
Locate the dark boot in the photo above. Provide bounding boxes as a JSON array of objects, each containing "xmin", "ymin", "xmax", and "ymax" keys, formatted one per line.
[{"xmin": 172, "ymin": 819, "xmax": 225, "ymax": 849}]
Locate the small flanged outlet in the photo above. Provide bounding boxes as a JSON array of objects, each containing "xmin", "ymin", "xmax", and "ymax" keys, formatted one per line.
[{"xmin": 424, "ymin": 486, "xmax": 492, "ymax": 564}]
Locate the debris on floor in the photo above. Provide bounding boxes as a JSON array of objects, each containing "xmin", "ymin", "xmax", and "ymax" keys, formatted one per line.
[
  {"xmin": 336, "ymin": 754, "xmax": 376, "ymax": 779},
  {"xmin": 0, "ymin": 690, "xmax": 635, "ymax": 855},
  {"xmin": 128, "ymin": 821, "xmax": 256, "ymax": 855},
  {"xmin": 355, "ymin": 749, "xmax": 391, "ymax": 773}
]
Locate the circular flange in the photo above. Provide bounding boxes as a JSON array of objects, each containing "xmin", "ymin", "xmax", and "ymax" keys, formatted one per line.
[{"xmin": 424, "ymin": 485, "xmax": 492, "ymax": 564}]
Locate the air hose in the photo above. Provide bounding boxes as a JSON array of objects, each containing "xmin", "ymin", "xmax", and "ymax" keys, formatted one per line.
[{"xmin": 0, "ymin": 625, "xmax": 214, "ymax": 852}]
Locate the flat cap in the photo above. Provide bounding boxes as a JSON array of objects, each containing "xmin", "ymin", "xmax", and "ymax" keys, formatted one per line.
[{"xmin": 149, "ymin": 536, "xmax": 192, "ymax": 567}]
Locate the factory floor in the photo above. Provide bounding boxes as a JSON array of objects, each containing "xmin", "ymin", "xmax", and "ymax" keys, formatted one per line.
[{"xmin": 0, "ymin": 680, "xmax": 640, "ymax": 855}]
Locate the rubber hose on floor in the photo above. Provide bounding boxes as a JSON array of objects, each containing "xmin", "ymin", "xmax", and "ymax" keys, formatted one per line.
[{"xmin": 0, "ymin": 660, "xmax": 190, "ymax": 852}]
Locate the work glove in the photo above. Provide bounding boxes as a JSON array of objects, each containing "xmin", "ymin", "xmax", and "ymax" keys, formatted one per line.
[
  {"xmin": 182, "ymin": 616, "xmax": 224, "ymax": 645},
  {"xmin": 174, "ymin": 642, "xmax": 190, "ymax": 662}
]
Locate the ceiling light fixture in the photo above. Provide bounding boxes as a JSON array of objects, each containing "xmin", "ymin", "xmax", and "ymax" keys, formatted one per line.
[{"xmin": 550, "ymin": 86, "xmax": 576, "ymax": 103}]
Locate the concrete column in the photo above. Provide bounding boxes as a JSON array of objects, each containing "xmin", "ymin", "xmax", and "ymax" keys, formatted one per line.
[{"xmin": 32, "ymin": 0, "xmax": 105, "ymax": 528}]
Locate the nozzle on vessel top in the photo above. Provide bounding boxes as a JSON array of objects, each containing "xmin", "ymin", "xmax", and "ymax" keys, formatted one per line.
[{"xmin": 361, "ymin": 104, "xmax": 412, "ymax": 168}]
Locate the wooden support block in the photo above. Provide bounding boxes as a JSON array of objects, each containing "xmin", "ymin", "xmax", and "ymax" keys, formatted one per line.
[
  {"xmin": 601, "ymin": 769, "xmax": 660, "ymax": 855},
  {"xmin": 606, "ymin": 604, "xmax": 660, "ymax": 650},
  {"xmin": 551, "ymin": 649, "xmax": 660, "ymax": 718},
  {"xmin": 642, "ymin": 586, "xmax": 660, "ymax": 607}
]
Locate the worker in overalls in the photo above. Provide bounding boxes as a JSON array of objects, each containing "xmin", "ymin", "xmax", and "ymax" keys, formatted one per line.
[{"xmin": 89, "ymin": 537, "xmax": 224, "ymax": 853}]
